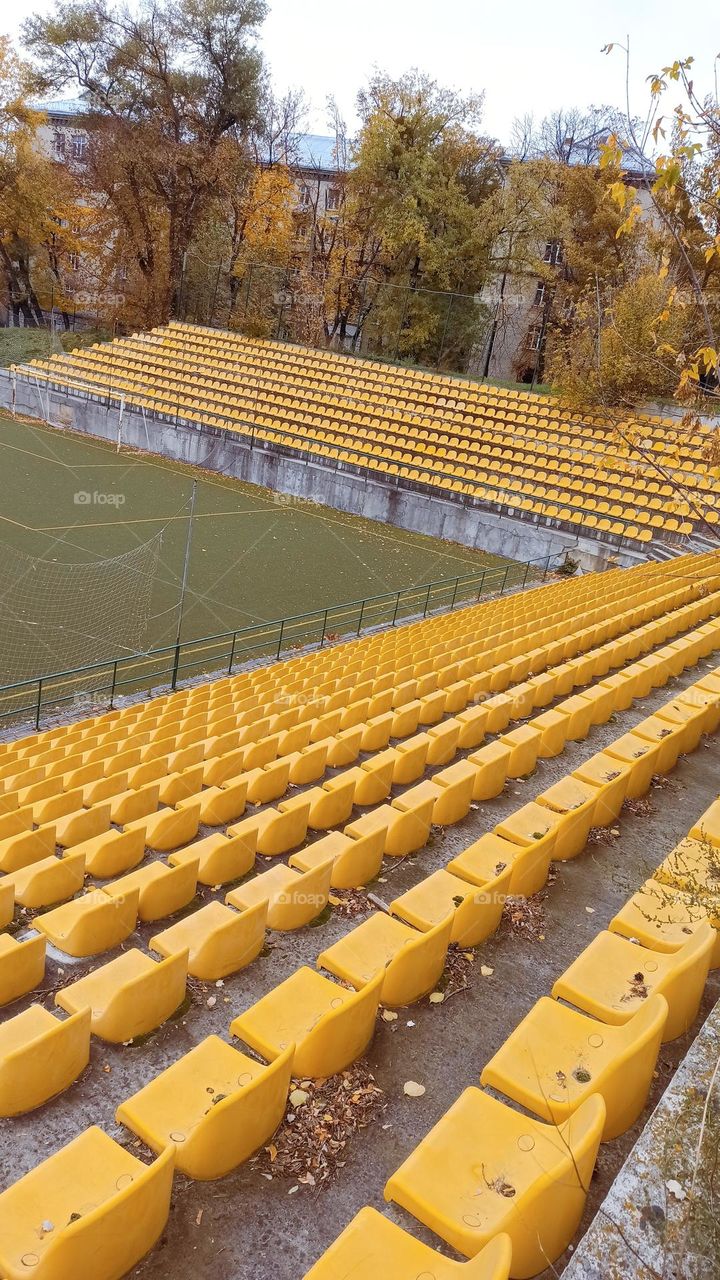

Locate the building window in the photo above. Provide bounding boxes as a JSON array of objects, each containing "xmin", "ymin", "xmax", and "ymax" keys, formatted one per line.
[
  {"xmin": 71, "ymin": 134, "xmax": 87, "ymax": 161},
  {"xmin": 52, "ymin": 131, "xmax": 66, "ymax": 160},
  {"xmin": 527, "ymin": 323, "xmax": 543, "ymax": 351},
  {"xmin": 543, "ymin": 240, "xmax": 563, "ymax": 266},
  {"xmin": 533, "ymin": 280, "xmax": 546, "ymax": 307},
  {"xmin": 298, "ymin": 184, "xmax": 312, "ymax": 208},
  {"xmin": 325, "ymin": 186, "xmax": 341, "ymax": 212},
  {"xmin": 69, "ymin": 251, "xmax": 80, "ymax": 272}
]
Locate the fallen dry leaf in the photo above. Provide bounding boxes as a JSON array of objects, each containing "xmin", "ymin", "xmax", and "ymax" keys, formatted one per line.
[{"xmin": 403, "ymin": 1081, "xmax": 426, "ymax": 1097}]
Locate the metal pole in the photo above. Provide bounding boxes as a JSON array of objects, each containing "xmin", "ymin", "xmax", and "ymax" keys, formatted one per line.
[
  {"xmin": 521, "ymin": 561, "xmax": 530, "ymax": 587},
  {"xmin": 276, "ymin": 619, "xmax": 285, "ymax": 660},
  {"xmin": 228, "ymin": 631, "xmax": 237, "ymax": 674},
  {"xmin": 423, "ymin": 582, "xmax": 432, "ymax": 617},
  {"xmin": 171, "ymin": 479, "xmax": 197, "ymax": 690},
  {"xmin": 319, "ymin": 609, "xmax": 328, "ymax": 647},
  {"xmin": 391, "ymin": 591, "xmax": 401, "ymax": 626},
  {"xmin": 110, "ymin": 660, "xmax": 118, "ymax": 709},
  {"xmin": 500, "ymin": 565, "xmax": 510, "ymax": 595},
  {"xmin": 437, "ymin": 294, "xmax": 453, "ymax": 369},
  {"xmin": 450, "ymin": 576, "xmax": 460, "ymax": 609},
  {"xmin": 356, "ymin": 599, "xmax": 365, "ymax": 636},
  {"xmin": 210, "ymin": 259, "xmax": 222, "ymax": 327},
  {"xmin": 35, "ymin": 679, "xmax": 43, "ymax": 731},
  {"xmin": 476, "ymin": 570, "xmax": 486, "ymax": 601}
]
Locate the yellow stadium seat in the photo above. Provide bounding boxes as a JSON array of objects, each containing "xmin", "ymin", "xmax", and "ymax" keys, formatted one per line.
[
  {"xmin": 481, "ymin": 994, "xmax": 667, "ymax": 1140},
  {"xmin": 117, "ymin": 1037, "xmax": 294, "ymax": 1181},
  {"xmin": 385, "ymin": 1088, "xmax": 605, "ymax": 1277},
  {"xmin": 226, "ymin": 856, "xmax": 333, "ymax": 930},
  {"xmin": 151, "ymin": 900, "xmax": 266, "ymax": 981},
  {"xmin": 609, "ymin": 878, "xmax": 720, "ymax": 968},
  {"xmin": 231, "ymin": 965, "xmax": 384, "ymax": 1077},
  {"xmin": 57, "ymin": 947, "xmax": 188, "ymax": 1043},
  {"xmin": 72, "ymin": 827, "xmax": 145, "ymax": 879},
  {"xmin": 389, "ymin": 863, "xmax": 513, "ymax": 946},
  {"xmin": 35, "ymin": 888, "xmax": 139, "ymax": 958},
  {"xmin": 170, "ymin": 821, "xmax": 258, "ymax": 885},
  {"xmin": 302, "ymin": 1207, "xmax": 512, "ymax": 1280},
  {"xmin": 319, "ymin": 911, "xmax": 452, "ymax": 1007},
  {"xmin": 3, "ymin": 850, "xmax": 86, "ymax": 909},
  {"xmin": 0, "ymin": 1126, "xmax": 174, "ymax": 1280},
  {"xmin": 0, "ymin": 1006, "xmax": 91, "ymax": 1116},
  {"xmin": 106, "ymin": 856, "xmax": 199, "ymax": 922},
  {"xmin": 551, "ymin": 926, "xmax": 714, "ymax": 1042}
]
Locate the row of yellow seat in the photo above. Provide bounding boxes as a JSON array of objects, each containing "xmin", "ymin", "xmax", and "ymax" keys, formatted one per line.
[
  {"xmin": 21, "ymin": 321, "xmax": 718, "ymax": 544},
  {"xmin": 304, "ymin": 666, "xmax": 720, "ymax": 1279},
  {"xmin": 2, "ymin": 598, "xmax": 719, "ymax": 1279}
]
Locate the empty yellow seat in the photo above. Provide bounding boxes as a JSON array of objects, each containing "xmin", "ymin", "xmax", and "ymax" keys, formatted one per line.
[
  {"xmin": 372, "ymin": 789, "xmax": 434, "ymax": 856},
  {"xmin": 226, "ymin": 857, "xmax": 333, "ymax": 930},
  {"xmin": 655, "ymin": 834, "xmax": 720, "ymax": 893},
  {"xmin": 536, "ymin": 776, "xmax": 598, "ymax": 860},
  {"xmin": 603, "ymin": 733, "xmax": 662, "ymax": 797},
  {"xmin": 571, "ymin": 752, "xmax": 631, "ymax": 822},
  {"xmin": 255, "ymin": 793, "xmax": 313, "ymax": 856},
  {"xmin": 289, "ymin": 825, "xmax": 385, "ymax": 889},
  {"xmin": 57, "ymin": 947, "xmax": 188, "ymax": 1043},
  {"xmin": 689, "ymin": 797, "xmax": 720, "ymax": 848},
  {"xmin": 467, "ymin": 741, "xmax": 511, "ymax": 800},
  {"xmin": 318, "ymin": 911, "xmax": 452, "ymax": 1007},
  {"xmin": 117, "ymin": 1037, "xmax": 294, "ymax": 1181},
  {"xmin": 151, "ymin": 899, "xmax": 266, "ymax": 980},
  {"xmin": 499, "ymin": 725, "xmax": 541, "ymax": 778},
  {"xmin": 303, "ymin": 1207, "xmax": 512, "ymax": 1279},
  {"xmin": 448, "ymin": 829, "xmax": 549, "ymax": 898},
  {"xmin": 481, "ymin": 994, "xmax": 668, "ymax": 1141},
  {"xmin": 306, "ymin": 774, "xmax": 357, "ymax": 829},
  {"xmin": 391, "ymin": 733, "xmax": 430, "ymax": 784},
  {"xmin": 385, "ymin": 1089, "xmax": 605, "ymax": 1278},
  {"xmin": 610, "ymin": 879, "xmax": 720, "ymax": 968},
  {"xmin": 0, "ymin": 1126, "xmax": 174, "ymax": 1280},
  {"xmin": 552, "ymin": 926, "xmax": 714, "ymax": 1042},
  {"xmin": 106, "ymin": 856, "xmax": 199, "ymax": 922},
  {"xmin": 55, "ymin": 801, "xmax": 111, "ymax": 849},
  {"xmin": 170, "ymin": 820, "xmax": 258, "ymax": 885},
  {"xmin": 127, "ymin": 798, "xmax": 200, "ymax": 851},
  {"xmin": 0, "ymin": 1006, "xmax": 91, "ymax": 1116},
  {"xmin": 35, "ymin": 887, "xmax": 139, "ymax": 958},
  {"xmin": 245, "ymin": 758, "xmax": 291, "ymax": 804},
  {"xmin": 0, "ymin": 932, "xmax": 46, "ymax": 1005},
  {"xmin": 3, "ymin": 850, "xmax": 86, "ymax": 909},
  {"xmin": 0, "ymin": 823, "xmax": 57, "ymax": 873},
  {"xmin": 390, "ymin": 863, "xmax": 513, "ymax": 947},
  {"xmin": 73, "ymin": 827, "xmax": 145, "ymax": 879},
  {"xmin": 230, "ymin": 964, "xmax": 383, "ymax": 1077},
  {"xmin": 197, "ymin": 777, "xmax": 249, "ymax": 825}
]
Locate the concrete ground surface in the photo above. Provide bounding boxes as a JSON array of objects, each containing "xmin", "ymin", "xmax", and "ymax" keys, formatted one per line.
[{"xmin": 1, "ymin": 655, "xmax": 720, "ymax": 1280}]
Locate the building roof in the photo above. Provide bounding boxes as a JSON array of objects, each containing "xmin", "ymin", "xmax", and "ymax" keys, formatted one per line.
[
  {"xmin": 30, "ymin": 97, "xmax": 90, "ymax": 118},
  {"xmin": 293, "ymin": 134, "xmax": 338, "ymax": 172}
]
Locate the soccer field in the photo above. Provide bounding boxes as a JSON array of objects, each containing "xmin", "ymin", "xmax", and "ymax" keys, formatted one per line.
[{"xmin": 0, "ymin": 413, "xmax": 517, "ymax": 684}]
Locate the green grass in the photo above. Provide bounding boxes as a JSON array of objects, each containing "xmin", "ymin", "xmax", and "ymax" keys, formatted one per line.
[
  {"xmin": 0, "ymin": 412, "xmax": 516, "ymax": 682},
  {"xmin": 0, "ymin": 327, "xmax": 108, "ymax": 368}
]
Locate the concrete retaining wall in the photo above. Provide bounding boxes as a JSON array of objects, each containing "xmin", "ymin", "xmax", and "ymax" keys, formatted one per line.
[
  {"xmin": 0, "ymin": 369, "xmax": 648, "ymax": 571},
  {"xmin": 564, "ymin": 996, "xmax": 720, "ymax": 1279}
]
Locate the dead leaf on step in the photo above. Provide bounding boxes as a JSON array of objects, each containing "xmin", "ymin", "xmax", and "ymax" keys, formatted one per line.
[{"xmin": 403, "ymin": 1081, "xmax": 426, "ymax": 1097}]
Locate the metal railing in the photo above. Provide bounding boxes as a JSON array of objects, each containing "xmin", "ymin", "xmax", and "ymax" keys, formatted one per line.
[{"xmin": 0, "ymin": 554, "xmax": 562, "ymax": 732}]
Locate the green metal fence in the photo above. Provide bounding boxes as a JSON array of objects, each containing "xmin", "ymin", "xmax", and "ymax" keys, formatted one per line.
[{"xmin": 0, "ymin": 553, "xmax": 561, "ymax": 732}]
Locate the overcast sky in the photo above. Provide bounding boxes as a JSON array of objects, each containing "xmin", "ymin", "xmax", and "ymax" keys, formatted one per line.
[{"xmin": 2, "ymin": 0, "xmax": 717, "ymax": 144}]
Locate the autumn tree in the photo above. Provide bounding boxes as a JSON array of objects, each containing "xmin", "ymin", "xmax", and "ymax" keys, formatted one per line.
[
  {"xmin": 345, "ymin": 70, "xmax": 501, "ymax": 365},
  {"xmin": 24, "ymin": 0, "xmax": 268, "ymax": 326}
]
